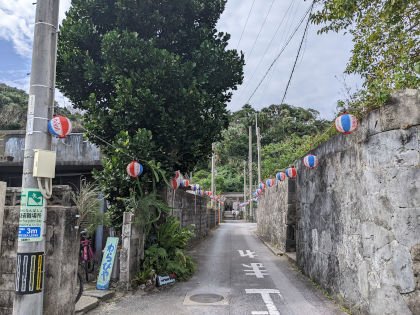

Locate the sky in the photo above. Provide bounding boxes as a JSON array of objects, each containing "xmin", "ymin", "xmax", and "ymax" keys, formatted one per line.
[{"xmin": 0, "ymin": 0, "xmax": 360, "ymax": 119}]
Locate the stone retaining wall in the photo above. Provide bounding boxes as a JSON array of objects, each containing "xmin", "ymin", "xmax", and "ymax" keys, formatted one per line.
[
  {"xmin": 257, "ymin": 180, "xmax": 296, "ymax": 253},
  {"xmin": 256, "ymin": 89, "xmax": 419, "ymax": 314},
  {"xmin": 295, "ymin": 89, "xmax": 419, "ymax": 314},
  {"xmin": 163, "ymin": 187, "xmax": 216, "ymax": 242}
]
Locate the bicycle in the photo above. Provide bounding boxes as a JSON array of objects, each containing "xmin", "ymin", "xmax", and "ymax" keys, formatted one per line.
[
  {"xmin": 80, "ymin": 230, "xmax": 95, "ymax": 282},
  {"xmin": 75, "ymin": 272, "xmax": 83, "ymax": 303}
]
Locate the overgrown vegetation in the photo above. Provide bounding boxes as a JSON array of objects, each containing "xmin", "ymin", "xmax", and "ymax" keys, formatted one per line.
[
  {"xmin": 134, "ymin": 216, "xmax": 195, "ymax": 284},
  {"xmin": 71, "ymin": 179, "xmax": 111, "ymax": 236},
  {"xmin": 311, "ymin": 0, "xmax": 419, "ymax": 113}
]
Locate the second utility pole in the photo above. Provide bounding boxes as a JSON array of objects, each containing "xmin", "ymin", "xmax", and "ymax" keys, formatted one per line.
[
  {"xmin": 211, "ymin": 143, "xmax": 215, "ymax": 208},
  {"xmin": 248, "ymin": 126, "xmax": 253, "ymax": 222}
]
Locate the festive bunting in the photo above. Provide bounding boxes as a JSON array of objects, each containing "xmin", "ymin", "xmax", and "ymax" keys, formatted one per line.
[
  {"xmin": 48, "ymin": 115, "xmax": 72, "ymax": 138},
  {"xmin": 335, "ymin": 113, "xmax": 358, "ymax": 134},
  {"xmin": 276, "ymin": 172, "xmax": 286, "ymax": 181},
  {"xmin": 303, "ymin": 154, "xmax": 319, "ymax": 169},
  {"xmin": 126, "ymin": 161, "xmax": 143, "ymax": 178},
  {"xmin": 180, "ymin": 179, "xmax": 189, "ymax": 187},
  {"xmin": 259, "ymin": 183, "xmax": 266, "ymax": 190},
  {"xmin": 171, "ymin": 177, "xmax": 180, "ymax": 190},
  {"xmin": 285, "ymin": 167, "xmax": 297, "ymax": 179},
  {"xmin": 266, "ymin": 179, "xmax": 275, "ymax": 187}
]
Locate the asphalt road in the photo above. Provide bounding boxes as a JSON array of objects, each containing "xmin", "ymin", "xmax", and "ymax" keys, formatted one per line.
[{"xmin": 90, "ymin": 222, "xmax": 345, "ymax": 315}]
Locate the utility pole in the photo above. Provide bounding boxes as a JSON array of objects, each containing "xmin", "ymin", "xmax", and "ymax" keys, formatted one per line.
[
  {"xmin": 211, "ymin": 143, "xmax": 215, "ymax": 208},
  {"xmin": 243, "ymin": 161, "xmax": 246, "ymax": 204},
  {"xmin": 257, "ymin": 127, "xmax": 261, "ymax": 184},
  {"xmin": 248, "ymin": 126, "xmax": 253, "ymax": 222},
  {"xmin": 256, "ymin": 114, "xmax": 261, "ymax": 184},
  {"xmin": 13, "ymin": 1, "xmax": 60, "ymax": 314}
]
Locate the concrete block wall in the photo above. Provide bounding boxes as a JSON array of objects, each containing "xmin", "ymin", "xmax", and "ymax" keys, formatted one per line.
[
  {"xmin": 0, "ymin": 186, "xmax": 79, "ymax": 315},
  {"xmin": 118, "ymin": 188, "xmax": 217, "ymax": 287},
  {"xmin": 163, "ymin": 187, "xmax": 213, "ymax": 242},
  {"xmin": 295, "ymin": 89, "xmax": 420, "ymax": 314},
  {"xmin": 119, "ymin": 212, "xmax": 144, "ymax": 289}
]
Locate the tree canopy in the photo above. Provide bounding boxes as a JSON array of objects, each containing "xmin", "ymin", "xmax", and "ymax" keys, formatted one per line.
[
  {"xmin": 56, "ymin": 0, "xmax": 244, "ymax": 175},
  {"xmin": 201, "ymin": 103, "xmax": 330, "ymax": 193},
  {"xmin": 311, "ymin": 0, "xmax": 419, "ymax": 109}
]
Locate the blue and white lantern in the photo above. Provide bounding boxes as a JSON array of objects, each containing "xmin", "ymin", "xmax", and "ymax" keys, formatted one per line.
[
  {"xmin": 276, "ymin": 172, "xmax": 286, "ymax": 181},
  {"xmin": 335, "ymin": 113, "xmax": 358, "ymax": 134},
  {"xmin": 303, "ymin": 154, "xmax": 319, "ymax": 169}
]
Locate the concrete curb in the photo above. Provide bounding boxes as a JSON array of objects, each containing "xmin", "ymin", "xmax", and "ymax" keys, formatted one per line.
[
  {"xmin": 75, "ymin": 288, "xmax": 115, "ymax": 314},
  {"xmin": 257, "ymin": 235, "xmax": 284, "ymax": 256},
  {"xmin": 284, "ymin": 252, "xmax": 297, "ymax": 264},
  {"xmin": 75, "ymin": 296, "xmax": 99, "ymax": 314}
]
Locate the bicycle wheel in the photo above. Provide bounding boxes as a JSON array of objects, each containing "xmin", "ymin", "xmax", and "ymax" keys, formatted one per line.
[
  {"xmin": 75, "ymin": 272, "xmax": 83, "ymax": 303},
  {"xmin": 84, "ymin": 260, "xmax": 89, "ymax": 282},
  {"xmin": 87, "ymin": 258, "xmax": 95, "ymax": 273}
]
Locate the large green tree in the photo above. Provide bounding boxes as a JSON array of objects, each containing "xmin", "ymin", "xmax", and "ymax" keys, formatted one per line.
[
  {"xmin": 311, "ymin": 0, "xmax": 419, "ymax": 108},
  {"xmin": 57, "ymin": 0, "xmax": 244, "ymax": 176}
]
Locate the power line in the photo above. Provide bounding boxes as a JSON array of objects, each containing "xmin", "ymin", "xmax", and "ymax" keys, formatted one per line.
[
  {"xmin": 245, "ymin": 4, "xmax": 313, "ymax": 105},
  {"xmin": 280, "ymin": 1, "xmax": 314, "ymax": 105},
  {"xmin": 246, "ymin": 0, "xmax": 277, "ymax": 62},
  {"xmin": 238, "ymin": 0, "xmax": 295, "ymax": 104},
  {"xmin": 236, "ymin": 0, "xmax": 257, "ymax": 50}
]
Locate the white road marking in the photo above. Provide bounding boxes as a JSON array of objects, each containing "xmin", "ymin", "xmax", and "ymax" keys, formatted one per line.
[
  {"xmin": 246, "ymin": 289, "xmax": 282, "ymax": 315},
  {"xmin": 243, "ymin": 263, "xmax": 268, "ymax": 278},
  {"xmin": 238, "ymin": 250, "xmax": 257, "ymax": 258}
]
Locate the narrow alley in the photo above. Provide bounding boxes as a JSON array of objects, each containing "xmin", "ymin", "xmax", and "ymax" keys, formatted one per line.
[{"xmin": 90, "ymin": 222, "xmax": 345, "ymax": 315}]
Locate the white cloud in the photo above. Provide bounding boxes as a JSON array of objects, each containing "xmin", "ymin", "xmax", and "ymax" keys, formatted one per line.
[{"xmin": 0, "ymin": 0, "xmax": 71, "ymax": 58}]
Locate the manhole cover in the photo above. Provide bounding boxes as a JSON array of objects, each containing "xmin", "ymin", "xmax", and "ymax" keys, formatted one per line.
[{"xmin": 189, "ymin": 294, "xmax": 224, "ymax": 303}]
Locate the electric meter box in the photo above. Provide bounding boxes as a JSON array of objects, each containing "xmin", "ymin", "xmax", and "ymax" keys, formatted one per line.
[{"xmin": 33, "ymin": 149, "xmax": 56, "ymax": 178}]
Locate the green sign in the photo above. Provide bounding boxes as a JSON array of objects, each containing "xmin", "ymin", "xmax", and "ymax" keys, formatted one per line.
[{"xmin": 18, "ymin": 189, "xmax": 45, "ymax": 242}]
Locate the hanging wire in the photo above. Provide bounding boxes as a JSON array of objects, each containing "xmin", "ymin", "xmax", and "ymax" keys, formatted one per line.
[
  {"xmin": 246, "ymin": 0, "xmax": 277, "ymax": 63},
  {"xmin": 236, "ymin": 0, "xmax": 257, "ymax": 50},
  {"xmin": 238, "ymin": 0, "xmax": 295, "ymax": 104},
  {"xmin": 244, "ymin": 4, "xmax": 313, "ymax": 105},
  {"xmin": 280, "ymin": 1, "xmax": 315, "ymax": 105}
]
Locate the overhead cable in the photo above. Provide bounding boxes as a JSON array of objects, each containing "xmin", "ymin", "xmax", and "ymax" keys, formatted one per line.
[
  {"xmin": 239, "ymin": 0, "xmax": 294, "ymax": 103},
  {"xmin": 245, "ymin": 3, "xmax": 313, "ymax": 105},
  {"xmin": 246, "ymin": 0, "xmax": 277, "ymax": 62},
  {"xmin": 236, "ymin": 0, "xmax": 257, "ymax": 50},
  {"xmin": 280, "ymin": 1, "xmax": 314, "ymax": 105}
]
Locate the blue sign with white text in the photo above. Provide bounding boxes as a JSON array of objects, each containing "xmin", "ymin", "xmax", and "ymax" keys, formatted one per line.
[
  {"xmin": 96, "ymin": 237, "xmax": 119, "ymax": 290},
  {"xmin": 18, "ymin": 227, "xmax": 41, "ymax": 238}
]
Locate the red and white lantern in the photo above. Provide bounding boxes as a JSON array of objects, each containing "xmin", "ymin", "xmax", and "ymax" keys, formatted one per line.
[
  {"xmin": 180, "ymin": 179, "xmax": 189, "ymax": 187},
  {"xmin": 126, "ymin": 161, "xmax": 143, "ymax": 178},
  {"xmin": 48, "ymin": 115, "xmax": 72, "ymax": 138},
  {"xmin": 285, "ymin": 167, "xmax": 297, "ymax": 179}
]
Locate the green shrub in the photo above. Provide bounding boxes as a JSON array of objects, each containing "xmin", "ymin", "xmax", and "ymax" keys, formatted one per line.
[{"xmin": 141, "ymin": 216, "xmax": 195, "ymax": 281}]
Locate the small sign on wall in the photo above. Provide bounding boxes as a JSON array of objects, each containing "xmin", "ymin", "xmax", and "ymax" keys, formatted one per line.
[
  {"xmin": 157, "ymin": 274, "xmax": 176, "ymax": 286},
  {"xmin": 18, "ymin": 189, "xmax": 45, "ymax": 242},
  {"xmin": 97, "ymin": 237, "xmax": 119, "ymax": 290}
]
